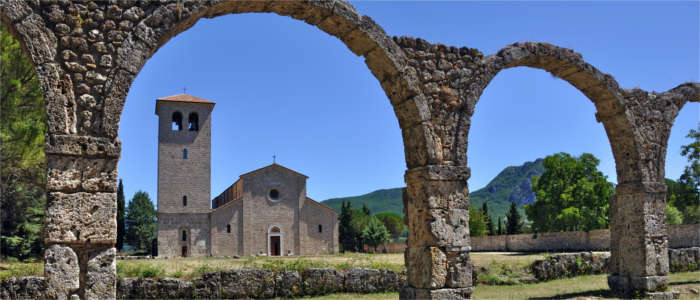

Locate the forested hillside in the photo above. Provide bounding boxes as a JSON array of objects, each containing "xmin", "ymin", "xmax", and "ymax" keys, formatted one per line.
[{"xmin": 322, "ymin": 159, "xmax": 545, "ymax": 220}]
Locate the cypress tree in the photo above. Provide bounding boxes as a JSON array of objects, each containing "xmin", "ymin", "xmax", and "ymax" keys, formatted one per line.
[
  {"xmin": 506, "ymin": 202, "xmax": 522, "ymax": 234},
  {"xmin": 497, "ymin": 217, "xmax": 503, "ymax": 235},
  {"xmin": 482, "ymin": 202, "xmax": 494, "ymax": 235},
  {"xmin": 362, "ymin": 203, "xmax": 371, "ymax": 216},
  {"xmin": 116, "ymin": 179, "xmax": 125, "ymax": 250}
]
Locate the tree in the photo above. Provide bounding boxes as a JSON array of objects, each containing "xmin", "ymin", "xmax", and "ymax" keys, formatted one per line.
[
  {"xmin": 525, "ymin": 152, "xmax": 614, "ymax": 233},
  {"xmin": 497, "ymin": 217, "xmax": 503, "ymax": 235},
  {"xmin": 338, "ymin": 201, "xmax": 354, "ymax": 252},
  {"xmin": 375, "ymin": 212, "xmax": 404, "ymax": 240},
  {"xmin": 117, "ymin": 179, "xmax": 126, "ymax": 251},
  {"xmin": 469, "ymin": 207, "xmax": 489, "ymax": 237},
  {"xmin": 506, "ymin": 202, "xmax": 522, "ymax": 234},
  {"xmin": 0, "ymin": 24, "xmax": 46, "ymax": 260},
  {"xmin": 349, "ymin": 208, "xmax": 372, "ymax": 252},
  {"xmin": 665, "ymin": 203, "xmax": 683, "ymax": 225},
  {"xmin": 125, "ymin": 191, "xmax": 157, "ymax": 253},
  {"xmin": 362, "ymin": 203, "xmax": 371, "ymax": 216},
  {"xmin": 482, "ymin": 202, "xmax": 494, "ymax": 236},
  {"xmin": 361, "ymin": 217, "xmax": 390, "ymax": 253},
  {"xmin": 669, "ymin": 125, "xmax": 700, "ymax": 224}
]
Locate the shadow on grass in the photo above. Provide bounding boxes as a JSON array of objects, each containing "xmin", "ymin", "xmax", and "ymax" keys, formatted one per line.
[
  {"xmin": 528, "ymin": 289, "xmax": 614, "ymax": 300},
  {"xmin": 670, "ymin": 280, "xmax": 700, "ymax": 285}
]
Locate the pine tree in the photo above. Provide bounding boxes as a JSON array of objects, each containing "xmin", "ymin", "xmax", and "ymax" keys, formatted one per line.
[
  {"xmin": 506, "ymin": 202, "xmax": 522, "ymax": 234},
  {"xmin": 116, "ymin": 179, "xmax": 126, "ymax": 251},
  {"xmin": 361, "ymin": 217, "xmax": 390, "ymax": 253},
  {"xmin": 482, "ymin": 202, "xmax": 494, "ymax": 235}
]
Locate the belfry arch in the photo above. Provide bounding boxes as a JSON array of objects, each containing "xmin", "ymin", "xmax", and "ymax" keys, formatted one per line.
[{"xmin": 0, "ymin": 1, "xmax": 698, "ymax": 299}]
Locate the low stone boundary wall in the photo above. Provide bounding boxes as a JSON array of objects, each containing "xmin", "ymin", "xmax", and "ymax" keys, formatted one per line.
[
  {"xmin": 531, "ymin": 247, "xmax": 700, "ymax": 282},
  {"xmin": 472, "ymin": 224, "xmax": 700, "ymax": 252},
  {"xmin": 117, "ymin": 268, "xmax": 405, "ymax": 299}
]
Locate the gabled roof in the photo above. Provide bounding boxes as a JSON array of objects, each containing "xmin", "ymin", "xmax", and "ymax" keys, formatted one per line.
[
  {"xmin": 307, "ymin": 197, "xmax": 340, "ymax": 215},
  {"xmin": 239, "ymin": 163, "xmax": 309, "ymax": 179},
  {"xmin": 157, "ymin": 94, "xmax": 215, "ymax": 104}
]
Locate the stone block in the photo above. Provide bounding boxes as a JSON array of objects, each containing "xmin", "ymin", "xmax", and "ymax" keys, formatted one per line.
[
  {"xmin": 405, "ymin": 246, "xmax": 447, "ymax": 288},
  {"xmin": 85, "ymin": 247, "xmax": 116, "ymax": 300},
  {"xmin": 344, "ymin": 268, "xmax": 381, "ymax": 293},
  {"xmin": 405, "ymin": 199, "xmax": 470, "ymax": 247},
  {"xmin": 14, "ymin": 13, "xmax": 57, "ymax": 64},
  {"xmin": 378, "ymin": 269, "xmax": 401, "ymax": 292},
  {"xmin": 301, "ymin": 268, "xmax": 344, "ymax": 295},
  {"xmin": 156, "ymin": 278, "xmax": 192, "ymax": 299},
  {"xmin": 44, "ymin": 244, "xmax": 80, "ymax": 299},
  {"xmin": 220, "ymin": 269, "xmax": 275, "ymax": 299},
  {"xmin": 404, "ymin": 178, "xmax": 469, "ymax": 210},
  {"xmin": 45, "ymin": 134, "xmax": 121, "ymax": 158},
  {"xmin": 45, "ymin": 192, "xmax": 116, "ymax": 243},
  {"xmin": 445, "ymin": 250, "xmax": 472, "ymax": 288},
  {"xmin": 194, "ymin": 271, "xmax": 220, "ymax": 299},
  {"xmin": 47, "ymin": 156, "xmax": 118, "ymax": 192},
  {"xmin": 399, "ymin": 286, "xmax": 472, "ymax": 300},
  {"xmin": 275, "ymin": 270, "xmax": 302, "ymax": 297}
]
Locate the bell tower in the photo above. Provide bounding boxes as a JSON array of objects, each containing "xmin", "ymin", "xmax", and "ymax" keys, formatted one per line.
[{"xmin": 155, "ymin": 94, "xmax": 215, "ymax": 257}]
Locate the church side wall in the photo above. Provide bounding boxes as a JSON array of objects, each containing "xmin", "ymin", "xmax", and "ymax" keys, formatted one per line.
[
  {"xmin": 157, "ymin": 213, "xmax": 210, "ymax": 257},
  {"xmin": 299, "ymin": 201, "xmax": 338, "ymax": 255},
  {"xmin": 210, "ymin": 200, "xmax": 243, "ymax": 256},
  {"xmin": 241, "ymin": 168, "xmax": 304, "ymax": 256}
]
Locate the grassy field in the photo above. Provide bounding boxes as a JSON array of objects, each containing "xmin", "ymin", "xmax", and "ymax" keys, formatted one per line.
[
  {"xmin": 308, "ymin": 271, "xmax": 700, "ymax": 300},
  {"xmin": 0, "ymin": 252, "xmax": 553, "ymax": 281}
]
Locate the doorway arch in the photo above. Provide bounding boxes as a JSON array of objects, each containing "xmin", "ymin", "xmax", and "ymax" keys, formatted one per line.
[{"xmin": 267, "ymin": 225, "xmax": 283, "ymax": 257}]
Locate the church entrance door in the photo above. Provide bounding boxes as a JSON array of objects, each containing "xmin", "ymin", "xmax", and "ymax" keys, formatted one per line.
[
  {"xmin": 270, "ymin": 236, "xmax": 281, "ymax": 256},
  {"xmin": 182, "ymin": 246, "xmax": 188, "ymax": 257}
]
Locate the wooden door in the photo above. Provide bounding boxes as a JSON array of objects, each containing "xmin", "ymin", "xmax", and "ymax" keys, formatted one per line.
[{"xmin": 270, "ymin": 236, "xmax": 280, "ymax": 256}]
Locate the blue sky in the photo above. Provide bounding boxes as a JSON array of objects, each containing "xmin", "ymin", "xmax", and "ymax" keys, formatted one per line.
[{"xmin": 117, "ymin": 1, "xmax": 699, "ymax": 205}]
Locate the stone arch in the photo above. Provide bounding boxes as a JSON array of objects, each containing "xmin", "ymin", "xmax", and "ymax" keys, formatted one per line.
[
  {"xmin": 267, "ymin": 224, "xmax": 283, "ymax": 256},
  {"xmin": 478, "ymin": 42, "xmax": 638, "ymax": 183}
]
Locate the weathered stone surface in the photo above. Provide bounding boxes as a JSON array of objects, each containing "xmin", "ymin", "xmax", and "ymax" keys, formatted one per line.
[
  {"xmin": 405, "ymin": 246, "xmax": 447, "ymax": 288},
  {"xmin": 47, "ymin": 156, "xmax": 118, "ymax": 193},
  {"xmin": 85, "ymin": 247, "xmax": 117, "ymax": 300},
  {"xmin": 275, "ymin": 270, "xmax": 302, "ymax": 297},
  {"xmin": 156, "ymin": 278, "xmax": 193, "ymax": 299},
  {"xmin": 0, "ymin": 277, "xmax": 47, "ymax": 299},
  {"xmin": 445, "ymin": 250, "xmax": 472, "ymax": 288},
  {"xmin": 400, "ymin": 286, "xmax": 472, "ymax": 300},
  {"xmin": 45, "ymin": 135, "xmax": 121, "ymax": 158},
  {"xmin": 44, "ymin": 244, "xmax": 80, "ymax": 299},
  {"xmin": 220, "ymin": 269, "xmax": 276, "ymax": 298},
  {"xmin": 45, "ymin": 192, "xmax": 116, "ymax": 243},
  {"xmin": 532, "ymin": 252, "xmax": 610, "ymax": 281},
  {"xmin": 301, "ymin": 268, "xmax": 344, "ymax": 295},
  {"xmin": 344, "ymin": 268, "xmax": 382, "ymax": 293},
  {"xmin": 194, "ymin": 271, "xmax": 221, "ymax": 299}
]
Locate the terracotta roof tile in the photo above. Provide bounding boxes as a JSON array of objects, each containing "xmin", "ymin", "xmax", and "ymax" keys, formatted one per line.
[{"xmin": 156, "ymin": 94, "xmax": 215, "ymax": 104}]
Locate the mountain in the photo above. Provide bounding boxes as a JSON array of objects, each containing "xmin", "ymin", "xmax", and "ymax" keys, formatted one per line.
[{"xmin": 322, "ymin": 158, "xmax": 545, "ymax": 221}]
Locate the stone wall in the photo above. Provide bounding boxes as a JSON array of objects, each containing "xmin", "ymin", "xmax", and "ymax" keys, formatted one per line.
[
  {"xmin": 531, "ymin": 248, "xmax": 700, "ymax": 282},
  {"xmin": 210, "ymin": 199, "xmax": 243, "ymax": 257},
  {"xmin": 157, "ymin": 213, "xmax": 210, "ymax": 258},
  {"xmin": 299, "ymin": 199, "xmax": 340, "ymax": 255},
  {"xmin": 471, "ymin": 224, "xmax": 700, "ymax": 252}
]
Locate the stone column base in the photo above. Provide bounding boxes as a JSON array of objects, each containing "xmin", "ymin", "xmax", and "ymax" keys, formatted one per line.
[
  {"xmin": 399, "ymin": 286, "xmax": 472, "ymax": 299},
  {"xmin": 608, "ymin": 275, "xmax": 670, "ymax": 298}
]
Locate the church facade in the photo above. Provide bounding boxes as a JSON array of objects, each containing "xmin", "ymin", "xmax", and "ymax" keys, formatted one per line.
[{"xmin": 155, "ymin": 94, "xmax": 339, "ymax": 258}]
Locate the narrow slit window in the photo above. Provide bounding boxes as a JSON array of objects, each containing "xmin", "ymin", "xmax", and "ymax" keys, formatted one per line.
[
  {"xmin": 227, "ymin": 224, "xmax": 231, "ymax": 233},
  {"xmin": 171, "ymin": 112, "xmax": 183, "ymax": 131},
  {"xmin": 183, "ymin": 149, "xmax": 188, "ymax": 159},
  {"xmin": 318, "ymin": 224, "xmax": 323, "ymax": 233},
  {"xmin": 181, "ymin": 230, "xmax": 187, "ymax": 241},
  {"xmin": 188, "ymin": 113, "xmax": 199, "ymax": 131},
  {"xmin": 183, "ymin": 196, "xmax": 187, "ymax": 207}
]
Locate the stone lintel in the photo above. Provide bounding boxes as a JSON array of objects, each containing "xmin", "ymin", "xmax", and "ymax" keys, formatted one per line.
[
  {"xmin": 405, "ymin": 165, "xmax": 470, "ymax": 182},
  {"xmin": 399, "ymin": 286, "xmax": 472, "ymax": 300},
  {"xmin": 615, "ymin": 182, "xmax": 666, "ymax": 195},
  {"xmin": 45, "ymin": 134, "xmax": 121, "ymax": 158}
]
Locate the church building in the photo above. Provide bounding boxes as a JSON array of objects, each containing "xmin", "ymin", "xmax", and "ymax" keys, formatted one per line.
[{"xmin": 155, "ymin": 94, "xmax": 339, "ymax": 258}]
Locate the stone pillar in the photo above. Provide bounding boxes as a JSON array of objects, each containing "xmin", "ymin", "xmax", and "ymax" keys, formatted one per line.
[
  {"xmin": 400, "ymin": 165, "xmax": 472, "ymax": 299},
  {"xmin": 44, "ymin": 135, "xmax": 119, "ymax": 299},
  {"xmin": 608, "ymin": 182, "xmax": 670, "ymax": 298}
]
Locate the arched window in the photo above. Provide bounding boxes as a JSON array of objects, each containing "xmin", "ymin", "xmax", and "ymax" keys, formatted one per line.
[
  {"xmin": 171, "ymin": 112, "xmax": 183, "ymax": 131},
  {"xmin": 318, "ymin": 224, "xmax": 323, "ymax": 233},
  {"xmin": 183, "ymin": 196, "xmax": 187, "ymax": 207},
  {"xmin": 227, "ymin": 224, "xmax": 231, "ymax": 233},
  {"xmin": 183, "ymin": 149, "xmax": 188, "ymax": 159},
  {"xmin": 181, "ymin": 230, "xmax": 187, "ymax": 241},
  {"xmin": 188, "ymin": 113, "xmax": 199, "ymax": 131}
]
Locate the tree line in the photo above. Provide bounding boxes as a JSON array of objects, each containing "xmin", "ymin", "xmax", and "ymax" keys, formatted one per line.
[{"xmin": 338, "ymin": 202, "xmax": 404, "ymax": 252}]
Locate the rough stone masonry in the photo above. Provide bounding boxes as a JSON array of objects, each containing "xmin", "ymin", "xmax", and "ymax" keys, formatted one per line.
[{"xmin": 0, "ymin": 0, "xmax": 697, "ymax": 299}]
